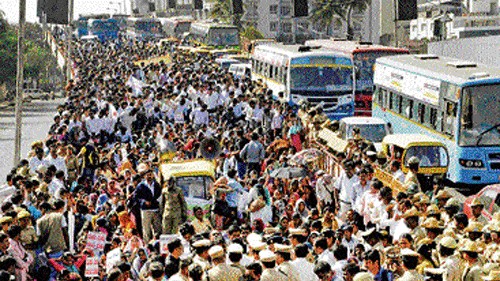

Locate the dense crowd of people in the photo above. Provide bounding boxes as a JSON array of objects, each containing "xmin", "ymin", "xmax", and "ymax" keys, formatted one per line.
[{"xmin": 0, "ymin": 36, "xmax": 499, "ymax": 281}]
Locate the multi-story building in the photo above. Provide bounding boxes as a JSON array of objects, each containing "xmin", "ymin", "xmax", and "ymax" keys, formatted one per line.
[{"xmin": 410, "ymin": 0, "xmax": 500, "ymax": 40}]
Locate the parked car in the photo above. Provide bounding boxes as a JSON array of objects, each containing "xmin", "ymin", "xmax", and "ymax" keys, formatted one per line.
[{"xmin": 463, "ymin": 184, "xmax": 500, "ymax": 221}]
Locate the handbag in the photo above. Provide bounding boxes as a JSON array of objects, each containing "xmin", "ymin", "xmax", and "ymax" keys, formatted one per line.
[{"xmin": 249, "ymin": 197, "xmax": 265, "ymax": 213}]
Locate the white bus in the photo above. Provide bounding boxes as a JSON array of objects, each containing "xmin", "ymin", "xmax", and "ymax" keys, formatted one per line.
[
  {"xmin": 159, "ymin": 17, "xmax": 193, "ymax": 39},
  {"xmin": 252, "ymin": 44, "xmax": 355, "ymax": 119},
  {"xmin": 126, "ymin": 17, "xmax": 164, "ymax": 40},
  {"xmin": 188, "ymin": 22, "xmax": 239, "ymax": 48}
]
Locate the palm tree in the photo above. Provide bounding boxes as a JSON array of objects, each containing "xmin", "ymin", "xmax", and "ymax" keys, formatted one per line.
[
  {"xmin": 210, "ymin": 0, "xmax": 233, "ymax": 23},
  {"xmin": 310, "ymin": 0, "xmax": 370, "ymax": 40}
]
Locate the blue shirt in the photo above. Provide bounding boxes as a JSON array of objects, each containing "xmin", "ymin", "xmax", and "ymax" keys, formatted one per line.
[{"xmin": 226, "ymin": 178, "xmax": 244, "ymax": 208}]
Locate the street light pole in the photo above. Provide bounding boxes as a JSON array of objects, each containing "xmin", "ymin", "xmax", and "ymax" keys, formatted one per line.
[
  {"xmin": 66, "ymin": 0, "xmax": 74, "ymax": 84},
  {"xmin": 14, "ymin": 0, "xmax": 26, "ymax": 166}
]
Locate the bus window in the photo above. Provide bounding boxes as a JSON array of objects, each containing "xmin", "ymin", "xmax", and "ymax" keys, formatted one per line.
[
  {"xmin": 403, "ymin": 98, "xmax": 413, "ymax": 119},
  {"xmin": 396, "ymin": 95, "xmax": 403, "ymax": 114},
  {"xmin": 430, "ymin": 107, "xmax": 438, "ymax": 130},
  {"xmin": 418, "ymin": 103, "xmax": 425, "ymax": 124},
  {"xmin": 443, "ymin": 101, "xmax": 456, "ymax": 136},
  {"xmin": 389, "ymin": 91, "xmax": 394, "ymax": 110}
]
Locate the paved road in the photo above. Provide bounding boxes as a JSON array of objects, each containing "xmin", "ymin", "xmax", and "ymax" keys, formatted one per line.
[{"xmin": 0, "ymin": 99, "xmax": 63, "ymax": 182}]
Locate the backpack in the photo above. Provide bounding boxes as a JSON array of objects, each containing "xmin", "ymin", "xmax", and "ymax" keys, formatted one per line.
[{"xmin": 86, "ymin": 146, "xmax": 100, "ymax": 169}]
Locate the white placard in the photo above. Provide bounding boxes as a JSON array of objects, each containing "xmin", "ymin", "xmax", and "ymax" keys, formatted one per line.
[
  {"xmin": 85, "ymin": 257, "xmax": 99, "ymax": 277},
  {"xmin": 160, "ymin": 234, "xmax": 179, "ymax": 255},
  {"xmin": 106, "ymin": 248, "xmax": 122, "ymax": 273},
  {"xmin": 86, "ymin": 232, "xmax": 107, "ymax": 252}
]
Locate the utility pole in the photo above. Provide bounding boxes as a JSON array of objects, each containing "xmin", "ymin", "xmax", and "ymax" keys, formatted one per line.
[
  {"xmin": 14, "ymin": 0, "xmax": 26, "ymax": 166},
  {"xmin": 66, "ymin": 0, "xmax": 74, "ymax": 83}
]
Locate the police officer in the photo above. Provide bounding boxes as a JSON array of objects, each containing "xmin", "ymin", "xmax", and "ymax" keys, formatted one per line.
[
  {"xmin": 259, "ymin": 250, "xmax": 287, "ymax": 281},
  {"xmin": 275, "ymin": 244, "xmax": 300, "ymax": 281},
  {"xmin": 161, "ymin": 176, "xmax": 188, "ymax": 234},
  {"xmin": 206, "ymin": 245, "xmax": 242, "ymax": 281}
]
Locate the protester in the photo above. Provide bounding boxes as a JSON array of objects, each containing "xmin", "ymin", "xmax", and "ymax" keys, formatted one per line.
[{"xmin": 0, "ymin": 35, "xmax": 494, "ymax": 281}]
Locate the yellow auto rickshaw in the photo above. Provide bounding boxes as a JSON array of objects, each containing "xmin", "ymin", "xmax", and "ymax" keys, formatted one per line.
[
  {"xmin": 376, "ymin": 133, "xmax": 449, "ymax": 193},
  {"xmin": 160, "ymin": 159, "xmax": 215, "ymax": 220}
]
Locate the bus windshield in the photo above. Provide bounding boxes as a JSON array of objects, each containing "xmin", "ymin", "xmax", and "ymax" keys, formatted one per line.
[
  {"xmin": 176, "ymin": 176, "xmax": 211, "ymax": 200},
  {"xmin": 459, "ymin": 83, "xmax": 500, "ymax": 146},
  {"xmin": 290, "ymin": 66, "xmax": 353, "ymax": 90},
  {"xmin": 354, "ymin": 52, "xmax": 402, "ymax": 90},
  {"xmin": 404, "ymin": 146, "xmax": 449, "ymax": 168},
  {"xmin": 91, "ymin": 21, "xmax": 106, "ymax": 31},
  {"xmin": 175, "ymin": 22, "xmax": 191, "ymax": 34},
  {"xmin": 136, "ymin": 21, "xmax": 161, "ymax": 33},
  {"xmin": 346, "ymin": 124, "xmax": 388, "ymax": 143},
  {"xmin": 208, "ymin": 28, "xmax": 239, "ymax": 46}
]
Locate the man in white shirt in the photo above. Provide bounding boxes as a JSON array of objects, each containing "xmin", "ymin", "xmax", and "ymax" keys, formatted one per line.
[
  {"xmin": 389, "ymin": 160, "xmax": 405, "ymax": 183},
  {"xmin": 315, "ymin": 170, "xmax": 335, "ymax": 211},
  {"xmin": 352, "ymin": 168, "xmax": 370, "ymax": 209},
  {"xmin": 44, "ymin": 146, "xmax": 67, "ymax": 178},
  {"xmin": 314, "ymin": 237, "xmax": 335, "ymax": 268},
  {"xmin": 191, "ymin": 104, "xmax": 209, "ymax": 127},
  {"xmin": 291, "ymin": 244, "xmax": 319, "ymax": 281},
  {"xmin": 29, "ymin": 148, "xmax": 45, "ymax": 175},
  {"xmin": 335, "ymin": 161, "xmax": 359, "ymax": 221}
]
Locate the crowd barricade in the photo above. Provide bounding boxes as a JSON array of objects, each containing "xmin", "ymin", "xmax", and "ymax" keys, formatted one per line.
[{"xmin": 373, "ymin": 167, "xmax": 406, "ymax": 195}]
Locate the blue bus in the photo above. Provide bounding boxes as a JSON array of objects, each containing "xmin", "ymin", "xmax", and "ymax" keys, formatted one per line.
[
  {"xmin": 372, "ymin": 54, "xmax": 500, "ymax": 189},
  {"xmin": 252, "ymin": 44, "xmax": 354, "ymax": 120},
  {"xmin": 77, "ymin": 14, "xmax": 110, "ymax": 38},
  {"xmin": 88, "ymin": 18, "xmax": 119, "ymax": 41}
]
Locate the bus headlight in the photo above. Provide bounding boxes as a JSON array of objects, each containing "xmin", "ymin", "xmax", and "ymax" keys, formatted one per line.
[{"xmin": 459, "ymin": 159, "xmax": 484, "ymax": 168}]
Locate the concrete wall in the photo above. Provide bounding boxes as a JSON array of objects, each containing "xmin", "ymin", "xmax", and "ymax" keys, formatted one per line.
[{"xmin": 428, "ymin": 35, "xmax": 500, "ymax": 67}]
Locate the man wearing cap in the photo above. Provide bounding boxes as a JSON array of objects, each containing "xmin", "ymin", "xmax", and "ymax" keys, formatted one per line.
[
  {"xmin": 460, "ymin": 240, "xmax": 482, "ymax": 281},
  {"xmin": 206, "ymin": 245, "xmax": 242, "ymax": 281},
  {"xmin": 227, "ymin": 243, "xmax": 245, "ymax": 275},
  {"xmin": 469, "ymin": 198, "xmax": 488, "ymax": 224},
  {"xmin": 161, "ymin": 176, "xmax": 187, "ymax": 235},
  {"xmin": 275, "ymin": 244, "xmax": 300, "ymax": 281},
  {"xmin": 404, "ymin": 156, "xmax": 421, "ymax": 191},
  {"xmin": 192, "ymin": 239, "xmax": 211, "ymax": 272},
  {"xmin": 259, "ymin": 249, "xmax": 287, "ymax": 281},
  {"xmin": 18, "ymin": 210, "xmax": 37, "ymax": 265},
  {"xmin": 397, "ymin": 249, "xmax": 424, "ymax": 281},
  {"xmin": 315, "ymin": 170, "xmax": 335, "ymax": 211},
  {"xmin": 438, "ymin": 237, "xmax": 461, "ymax": 281},
  {"xmin": 135, "ymin": 164, "xmax": 162, "ymax": 243}
]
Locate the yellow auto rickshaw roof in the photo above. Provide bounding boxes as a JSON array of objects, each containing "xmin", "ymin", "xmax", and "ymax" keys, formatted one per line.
[
  {"xmin": 160, "ymin": 159, "xmax": 215, "ymax": 180},
  {"xmin": 382, "ymin": 134, "xmax": 447, "ymax": 149}
]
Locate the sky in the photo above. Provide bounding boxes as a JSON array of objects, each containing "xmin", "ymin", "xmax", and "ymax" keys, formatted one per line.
[{"xmin": 0, "ymin": 0, "xmax": 131, "ymax": 24}]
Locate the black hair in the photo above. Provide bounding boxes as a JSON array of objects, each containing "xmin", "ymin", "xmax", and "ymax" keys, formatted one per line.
[
  {"xmin": 167, "ymin": 238, "xmax": 182, "ymax": 253},
  {"xmin": 402, "ymin": 255, "xmax": 419, "ymax": 270},
  {"xmin": 314, "ymin": 261, "xmax": 332, "ymax": 276},
  {"xmin": 261, "ymin": 261, "xmax": 275, "ymax": 269},
  {"xmin": 294, "ymin": 244, "xmax": 309, "ymax": 258},
  {"xmin": 454, "ymin": 213, "xmax": 469, "ymax": 228},
  {"xmin": 439, "ymin": 245, "xmax": 455, "ymax": 257},
  {"xmin": 228, "ymin": 252, "xmax": 242, "ymax": 263},
  {"xmin": 333, "ymin": 245, "xmax": 348, "ymax": 261},
  {"xmin": 365, "ymin": 249, "xmax": 381, "ymax": 265},
  {"xmin": 314, "ymin": 237, "xmax": 328, "ymax": 251},
  {"xmin": 7, "ymin": 225, "xmax": 22, "ymax": 238},
  {"xmin": 246, "ymin": 262, "xmax": 262, "ymax": 276},
  {"xmin": 344, "ymin": 263, "xmax": 360, "ymax": 277}
]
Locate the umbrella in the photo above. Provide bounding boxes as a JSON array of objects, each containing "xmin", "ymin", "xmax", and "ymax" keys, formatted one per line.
[
  {"xmin": 288, "ymin": 148, "xmax": 322, "ymax": 165},
  {"xmin": 270, "ymin": 167, "xmax": 307, "ymax": 179}
]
